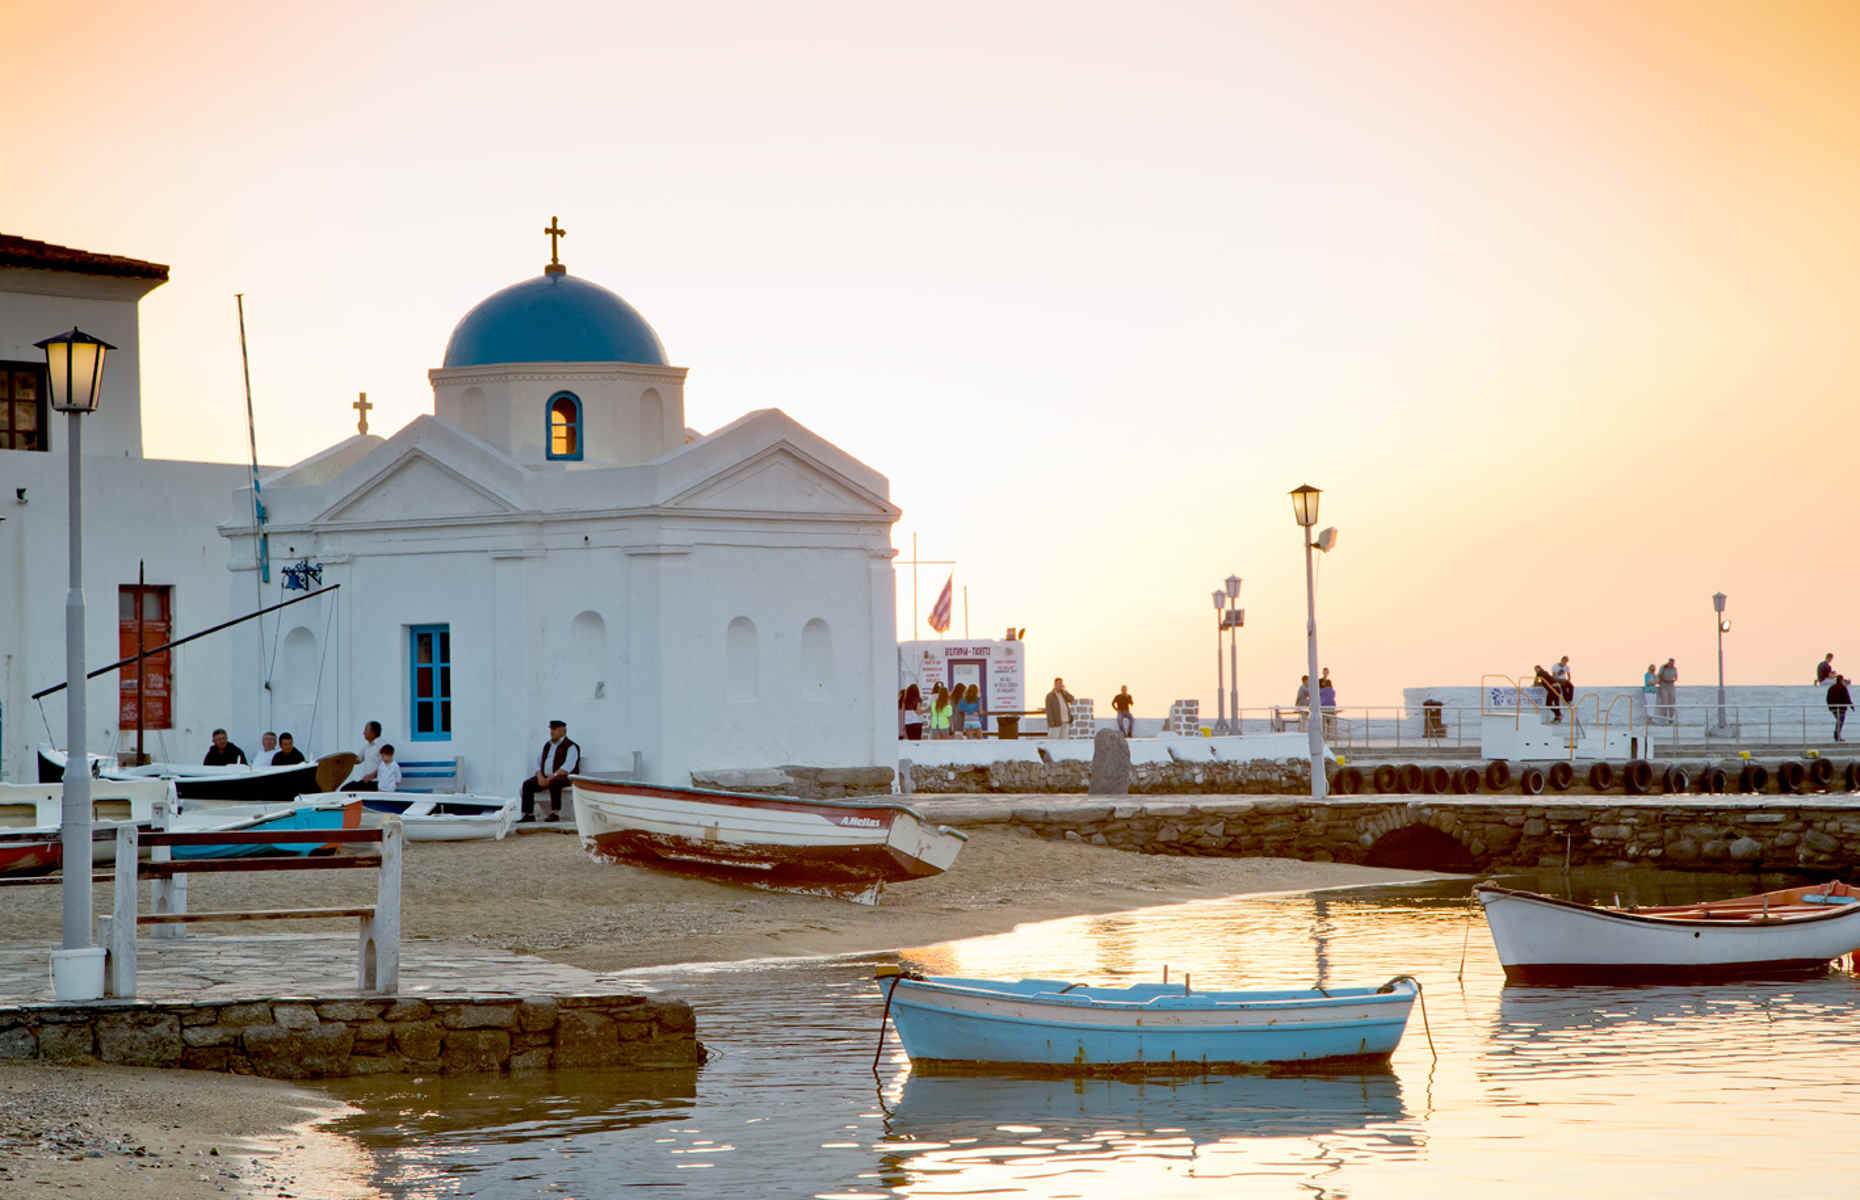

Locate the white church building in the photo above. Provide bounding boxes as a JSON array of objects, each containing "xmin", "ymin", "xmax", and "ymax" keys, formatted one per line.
[{"xmin": 1, "ymin": 230, "xmax": 901, "ymax": 794}]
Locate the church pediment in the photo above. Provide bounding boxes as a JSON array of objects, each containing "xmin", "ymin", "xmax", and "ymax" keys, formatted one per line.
[
  {"xmin": 663, "ymin": 443, "xmax": 895, "ymax": 517},
  {"xmin": 316, "ymin": 450, "xmax": 523, "ymax": 524}
]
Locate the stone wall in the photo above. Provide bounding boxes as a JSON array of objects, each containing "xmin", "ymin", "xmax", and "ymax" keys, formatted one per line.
[
  {"xmin": 0, "ymin": 993, "xmax": 703, "ymax": 1079},
  {"xmin": 904, "ymin": 757, "xmax": 1313, "ymax": 795},
  {"xmin": 997, "ymin": 796, "xmax": 1860, "ymax": 873}
]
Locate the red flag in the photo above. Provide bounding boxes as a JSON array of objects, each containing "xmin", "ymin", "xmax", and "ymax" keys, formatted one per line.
[{"xmin": 927, "ymin": 574, "xmax": 954, "ymax": 633}]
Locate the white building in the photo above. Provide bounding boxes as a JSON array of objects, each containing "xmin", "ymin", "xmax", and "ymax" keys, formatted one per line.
[{"xmin": 2, "ymin": 231, "xmax": 902, "ymax": 794}]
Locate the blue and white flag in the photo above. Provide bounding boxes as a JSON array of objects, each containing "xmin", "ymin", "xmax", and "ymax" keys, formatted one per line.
[{"xmin": 927, "ymin": 574, "xmax": 954, "ymax": 634}]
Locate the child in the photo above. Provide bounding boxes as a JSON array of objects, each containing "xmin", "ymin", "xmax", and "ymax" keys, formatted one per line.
[{"xmin": 375, "ymin": 743, "xmax": 402, "ymax": 793}]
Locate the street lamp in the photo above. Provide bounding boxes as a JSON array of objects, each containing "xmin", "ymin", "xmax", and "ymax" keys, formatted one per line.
[
  {"xmin": 36, "ymin": 327, "xmax": 113, "ymax": 1000},
  {"xmin": 1713, "ymin": 592, "xmax": 1729, "ymax": 733},
  {"xmin": 1211, "ymin": 588, "xmax": 1229, "ymax": 733},
  {"xmin": 1289, "ymin": 484, "xmax": 1326, "ymax": 799},
  {"xmin": 1224, "ymin": 575, "xmax": 1243, "ymax": 735}
]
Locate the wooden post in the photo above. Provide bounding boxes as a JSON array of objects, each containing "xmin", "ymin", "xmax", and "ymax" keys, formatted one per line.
[
  {"xmin": 149, "ymin": 791, "xmax": 185, "ymax": 938},
  {"xmin": 106, "ymin": 824, "xmax": 138, "ymax": 997},
  {"xmin": 361, "ymin": 817, "xmax": 402, "ymax": 992}
]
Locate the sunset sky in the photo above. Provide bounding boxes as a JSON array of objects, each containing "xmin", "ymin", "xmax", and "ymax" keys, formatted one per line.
[{"xmin": 6, "ymin": 0, "xmax": 1856, "ymax": 711}]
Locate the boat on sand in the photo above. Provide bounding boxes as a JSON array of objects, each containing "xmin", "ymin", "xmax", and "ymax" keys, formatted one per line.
[
  {"xmin": 876, "ymin": 969, "xmax": 1420, "ymax": 1074},
  {"xmin": 37, "ymin": 744, "xmax": 322, "ymax": 808},
  {"xmin": 570, "ymin": 777, "xmax": 967, "ymax": 903},
  {"xmin": 301, "ymin": 790, "xmax": 518, "ymax": 841},
  {"xmin": 1475, "ymin": 879, "xmax": 1860, "ymax": 984}
]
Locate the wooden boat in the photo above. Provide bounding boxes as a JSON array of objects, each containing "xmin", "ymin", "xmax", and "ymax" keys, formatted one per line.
[
  {"xmin": 1475, "ymin": 880, "xmax": 1860, "ymax": 984},
  {"xmin": 877, "ymin": 970, "xmax": 1419, "ymax": 1074},
  {"xmin": 299, "ymin": 790, "xmax": 519, "ymax": 841},
  {"xmin": 165, "ymin": 798, "xmax": 361, "ymax": 859},
  {"xmin": 0, "ymin": 780, "xmax": 177, "ymax": 875},
  {"xmin": 38, "ymin": 744, "xmax": 322, "ymax": 808},
  {"xmin": 570, "ymin": 777, "xmax": 967, "ymax": 903}
]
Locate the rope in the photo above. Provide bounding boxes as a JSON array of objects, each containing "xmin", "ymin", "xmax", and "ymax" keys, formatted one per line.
[
  {"xmin": 305, "ymin": 592, "xmax": 337, "ymax": 752},
  {"xmin": 37, "ymin": 696, "xmax": 54, "ymax": 742},
  {"xmin": 1457, "ymin": 900, "xmax": 1476, "ymax": 982},
  {"xmin": 872, "ymin": 974, "xmax": 903, "ymax": 1077},
  {"xmin": 1380, "ymin": 974, "xmax": 1436, "ymax": 1061}
]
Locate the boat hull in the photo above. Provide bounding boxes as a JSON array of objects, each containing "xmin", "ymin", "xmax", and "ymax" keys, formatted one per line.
[
  {"xmin": 38, "ymin": 745, "xmax": 319, "ymax": 807},
  {"xmin": 887, "ymin": 976, "xmax": 1417, "ymax": 1075},
  {"xmin": 571, "ymin": 778, "xmax": 966, "ymax": 898},
  {"xmin": 1476, "ymin": 883, "xmax": 1860, "ymax": 984},
  {"xmin": 168, "ymin": 801, "xmax": 361, "ymax": 859},
  {"xmin": 300, "ymin": 791, "xmax": 518, "ymax": 841},
  {"xmin": 0, "ymin": 781, "xmax": 175, "ymax": 871}
]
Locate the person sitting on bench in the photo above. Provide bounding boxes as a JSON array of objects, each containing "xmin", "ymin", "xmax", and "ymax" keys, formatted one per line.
[
  {"xmin": 375, "ymin": 744, "xmax": 402, "ymax": 793},
  {"xmin": 271, "ymin": 732, "xmax": 306, "ymax": 766},
  {"xmin": 520, "ymin": 720, "xmax": 581, "ymax": 823},
  {"xmin": 202, "ymin": 728, "xmax": 247, "ymax": 767}
]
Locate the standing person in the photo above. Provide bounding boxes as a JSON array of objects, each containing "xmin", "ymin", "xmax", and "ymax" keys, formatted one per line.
[
  {"xmin": 1044, "ymin": 677, "xmax": 1074, "ymax": 739},
  {"xmin": 1642, "ymin": 664, "xmax": 1657, "ymax": 721},
  {"xmin": 271, "ymin": 732, "xmax": 306, "ymax": 766},
  {"xmin": 1293, "ymin": 675, "xmax": 1310, "ymax": 731},
  {"xmin": 901, "ymin": 684, "xmax": 924, "ymax": 741},
  {"xmin": 520, "ymin": 719, "xmax": 581, "ymax": 823},
  {"xmin": 1112, "ymin": 686, "xmax": 1135, "ymax": 738},
  {"xmin": 1817, "ymin": 653, "xmax": 1836, "ymax": 684},
  {"xmin": 1318, "ymin": 676, "xmax": 1338, "ymax": 739},
  {"xmin": 375, "ymin": 744, "xmax": 402, "ymax": 793},
  {"xmin": 1534, "ymin": 665, "xmax": 1562, "ymax": 723},
  {"xmin": 959, "ymin": 684, "xmax": 983, "ymax": 738},
  {"xmin": 1829, "ymin": 674, "xmax": 1852, "ymax": 742},
  {"xmin": 1319, "ymin": 667, "xmax": 1332, "ymax": 695},
  {"xmin": 346, "ymin": 720, "xmax": 384, "ymax": 790},
  {"xmin": 929, "ymin": 685, "xmax": 953, "ymax": 739},
  {"xmin": 1657, "ymin": 658, "xmax": 1679, "ymax": 724},
  {"xmin": 253, "ymin": 732, "xmax": 279, "ymax": 767},
  {"xmin": 202, "ymin": 729, "xmax": 247, "ymax": 766}
]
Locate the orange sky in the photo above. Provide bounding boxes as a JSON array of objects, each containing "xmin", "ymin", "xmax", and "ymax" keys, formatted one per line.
[{"xmin": 5, "ymin": 0, "xmax": 1857, "ymax": 710}]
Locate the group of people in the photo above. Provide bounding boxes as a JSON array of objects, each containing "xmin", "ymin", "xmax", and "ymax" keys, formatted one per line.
[
  {"xmin": 1533, "ymin": 657, "xmax": 1576, "ymax": 722},
  {"xmin": 1820, "ymin": 655, "xmax": 1851, "ymax": 742},
  {"xmin": 1640, "ymin": 658, "xmax": 1679, "ymax": 723},
  {"xmin": 201, "ymin": 728, "xmax": 307, "ymax": 767},
  {"xmin": 897, "ymin": 682, "xmax": 988, "ymax": 740},
  {"xmin": 1292, "ymin": 670, "xmax": 1338, "ymax": 733}
]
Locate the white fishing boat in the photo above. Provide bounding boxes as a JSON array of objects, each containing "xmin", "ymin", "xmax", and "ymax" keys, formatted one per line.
[
  {"xmin": 37, "ymin": 744, "xmax": 322, "ymax": 808},
  {"xmin": 0, "ymin": 780, "xmax": 177, "ymax": 875},
  {"xmin": 570, "ymin": 777, "xmax": 967, "ymax": 903},
  {"xmin": 302, "ymin": 790, "xmax": 518, "ymax": 841},
  {"xmin": 1475, "ymin": 880, "xmax": 1860, "ymax": 984}
]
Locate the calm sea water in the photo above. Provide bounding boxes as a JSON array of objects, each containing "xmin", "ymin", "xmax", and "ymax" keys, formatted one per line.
[{"xmin": 323, "ymin": 871, "xmax": 1860, "ymax": 1198}]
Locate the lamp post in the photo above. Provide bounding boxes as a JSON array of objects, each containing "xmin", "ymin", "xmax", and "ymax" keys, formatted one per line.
[
  {"xmin": 1224, "ymin": 575, "xmax": 1243, "ymax": 735},
  {"xmin": 1713, "ymin": 592, "xmax": 1729, "ymax": 733},
  {"xmin": 1290, "ymin": 484, "xmax": 1326, "ymax": 799},
  {"xmin": 1211, "ymin": 589, "xmax": 1229, "ymax": 734},
  {"xmin": 37, "ymin": 328, "xmax": 113, "ymax": 996}
]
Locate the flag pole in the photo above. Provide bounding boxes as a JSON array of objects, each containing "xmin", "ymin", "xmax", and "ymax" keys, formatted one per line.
[{"xmin": 962, "ymin": 586, "xmax": 968, "ymax": 640}]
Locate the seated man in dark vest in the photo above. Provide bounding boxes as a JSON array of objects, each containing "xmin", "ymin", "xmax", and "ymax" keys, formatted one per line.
[{"xmin": 520, "ymin": 720, "xmax": 581, "ymax": 823}]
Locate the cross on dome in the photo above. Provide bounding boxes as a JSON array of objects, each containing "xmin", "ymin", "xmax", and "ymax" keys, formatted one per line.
[
  {"xmin": 543, "ymin": 216, "xmax": 566, "ymax": 274},
  {"xmin": 353, "ymin": 391, "xmax": 372, "ymax": 435}
]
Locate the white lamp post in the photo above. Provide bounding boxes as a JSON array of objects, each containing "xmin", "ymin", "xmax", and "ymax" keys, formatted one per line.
[
  {"xmin": 1224, "ymin": 575, "xmax": 1242, "ymax": 735},
  {"xmin": 1713, "ymin": 592, "xmax": 1729, "ymax": 733},
  {"xmin": 1290, "ymin": 484, "xmax": 1326, "ymax": 799},
  {"xmin": 36, "ymin": 327, "xmax": 112, "ymax": 999},
  {"xmin": 1211, "ymin": 588, "xmax": 1229, "ymax": 734}
]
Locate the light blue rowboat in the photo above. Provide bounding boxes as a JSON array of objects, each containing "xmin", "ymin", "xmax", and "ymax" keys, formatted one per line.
[{"xmin": 878, "ymin": 971, "xmax": 1420, "ymax": 1075}]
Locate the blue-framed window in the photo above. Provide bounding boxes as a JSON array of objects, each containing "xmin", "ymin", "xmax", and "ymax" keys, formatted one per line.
[
  {"xmin": 409, "ymin": 624, "xmax": 451, "ymax": 740},
  {"xmin": 546, "ymin": 391, "xmax": 583, "ymax": 461}
]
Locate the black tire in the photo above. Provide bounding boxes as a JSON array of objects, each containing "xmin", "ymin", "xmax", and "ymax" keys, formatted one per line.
[
  {"xmin": 1845, "ymin": 762, "xmax": 1860, "ymax": 792},
  {"xmin": 1485, "ymin": 760, "xmax": 1512, "ymax": 790},
  {"xmin": 1398, "ymin": 764, "xmax": 1424, "ymax": 793},
  {"xmin": 1587, "ymin": 762, "xmax": 1615, "ymax": 790},
  {"xmin": 1809, "ymin": 758, "xmax": 1835, "ymax": 789},
  {"xmin": 1547, "ymin": 762, "xmax": 1575, "ymax": 792},
  {"xmin": 1519, "ymin": 767, "xmax": 1546, "ymax": 795},
  {"xmin": 1452, "ymin": 766, "xmax": 1480, "ymax": 794},
  {"xmin": 1372, "ymin": 764, "xmax": 1398, "ymax": 793},
  {"xmin": 1336, "ymin": 766, "xmax": 1364, "ymax": 795},
  {"xmin": 1706, "ymin": 766, "xmax": 1729, "ymax": 794},
  {"xmin": 1663, "ymin": 765, "xmax": 1691, "ymax": 794},
  {"xmin": 1777, "ymin": 761, "xmax": 1805, "ymax": 794},
  {"xmin": 1741, "ymin": 763, "xmax": 1770, "ymax": 793},
  {"xmin": 1624, "ymin": 760, "xmax": 1654, "ymax": 794},
  {"xmin": 1423, "ymin": 765, "xmax": 1451, "ymax": 794}
]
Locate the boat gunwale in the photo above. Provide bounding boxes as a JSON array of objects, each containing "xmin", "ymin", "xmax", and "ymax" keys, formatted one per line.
[
  {"xmin": 894, "ymin": 977, "xmax": 1418, "ymax": 1015},
  {"xmin": 571, "ymin": 775, "xmax": 965, "ymax": 835},
  {"xmin": 1475, "ymin": 882, "xmax": 1860, "ymax": 929}
]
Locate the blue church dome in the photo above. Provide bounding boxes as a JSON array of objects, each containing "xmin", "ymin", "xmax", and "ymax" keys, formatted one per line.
[{"xmin": 443, "ymin": 269, "xmax": 668, "ymax": 368}]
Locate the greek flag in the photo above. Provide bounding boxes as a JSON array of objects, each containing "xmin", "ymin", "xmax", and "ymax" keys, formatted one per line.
[{"xmin": 927, "ymin": 574, "xmax": 954, "ymax": 634}]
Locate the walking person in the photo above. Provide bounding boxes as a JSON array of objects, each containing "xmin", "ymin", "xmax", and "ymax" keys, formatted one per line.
[
  {"xmin": 1044, "ymin": 677, "xmax": 1074, "ymax": 739},
  {"xmin": 1829, "ymin": 674, "xmax": 1852, "ymax": 742},
  {"xmin": 901, "ymin": 684, "xmax": 924, "ymax": 741},
  {"xmin": 1112, "ymin": 685, "xmax": 1135, "ymax": 738},
  {"xmin": 1657, "ymin": 658, "xmax": 1679, "ymax": 724}
]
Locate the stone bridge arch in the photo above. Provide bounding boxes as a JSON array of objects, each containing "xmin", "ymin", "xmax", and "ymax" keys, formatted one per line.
[{"xmin": 1358, "ymin": 806, "xmax": 1480, "ymax": 872}]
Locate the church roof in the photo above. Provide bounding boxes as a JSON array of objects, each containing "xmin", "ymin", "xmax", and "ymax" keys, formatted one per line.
[
  {"xmin": 0, "ymin": 233, "xmax": 169, "ymax": 280},
  {"xmin": 442, "ymin": 269, "xmax": 667, "ymax": 368}
]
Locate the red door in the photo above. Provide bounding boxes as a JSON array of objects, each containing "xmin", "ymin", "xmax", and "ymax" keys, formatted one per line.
[{"xmin": 119, "ymin": 585, "xmax": 173, "ymax": 730}]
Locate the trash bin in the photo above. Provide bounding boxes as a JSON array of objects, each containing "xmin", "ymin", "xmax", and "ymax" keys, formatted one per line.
[{"xmin": 995, "ymin": 715, "xmax": 1021, "ymax": 740}]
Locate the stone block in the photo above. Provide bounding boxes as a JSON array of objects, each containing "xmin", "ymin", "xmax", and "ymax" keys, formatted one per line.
[
  {"xmin": 1701, "ymin": 840, "xmax": 1728, "ymax": 859},
  {"xmin": 96, "ymin": 1011, "xmax": 181, "ymax": 1067},
  {"xmin": 441, "ymin": 1004, "xmax": 518, "ymax": 1030},
  {"xmin": 180, "ymin": 1007, "xmax": 219, "ymax": 1026},
  {"xmin": 219, "ymin": 1003, "xmax": 274, "ymax": 1027},
  {"xmin": 35, "ymin": 1023, "xmax": 92, "ymax": 1061},
  {"xmin": 516, "ymin": 999, "xmax": 559, "ymax": 1032},
  {"xmin": 442, "ymin": 1029, "xmax": 510, "ymax": 1073},
  {"xmin": 393, "ymin": 1020, "xmax": 444, "ymax": 1060},
  {"xmin": 350, "ymin": 1052, "xmax": 409, "ymax": 1076},
  {"xmin": 243, "ymin": 1023, "xmax": 354, "ymax": 1079},
  {"xmin": 513, "ymin": 1030, "xmax": 554, "ymax": 1050},
  {"xmin": 182, "ymin": 1024, "xmax": 234, "ymax": 1048},
  {"xmin": 1776, "ymin": 832, "xmax": 1801, "ymax": 848},
  {"xmin": 1742, "ymin": 813, "xmax": 1786, "ymax": 825},
  {"xmin": 316, "ymin": 1000, "xmax": 387, "ymax": 1022},
  {"xmin": 1729, "ymin": 837, "xmax": 1764, "ymax": 860},
  {"xmin": 273, "ymin": 1004, "xmax": 320, "ymax": 1031},
  {"xmin": 1666, "ymin": 838, "xmax": 1701, "ymax": 864},
  {"xmin": 0, "ymin": 1026, "xmax": 35, "ymax": 1059},
  {"xmin": 562, "ymin": 994, "xmax": 650, "ymax": 1011},
  {"xmin": 181, "ymin": 1047, "xmax": 232, "ymax": 1072},
  {"xmin": 1805, "ymin": 829, "xmax": 1839, "ymax": 853},
  {"xmin": 510, "ymin": 1048, "xmax": 553, "ymax": 1072},
  {"xmin": 1522, "ymin": 819, "xmax": 1548, "ymax": 836},
  {"xmin": 1088, "ymin": 729, "xmax": 1132, "ymax": 796},
  {"xmin": 554, "ymin": 1010, "xmax": 622, "ymax": 1067},
  {"xmin": 382, "ymin": 999, "xmax": 433, "ymax": 1022},
  {"xmin": 650, "ymin": 1003, "xmax": 696, "ymax": 1034},
  {"xmin": 354, "ymin": 1020, "xmax": 391, "ymax": 1043}
]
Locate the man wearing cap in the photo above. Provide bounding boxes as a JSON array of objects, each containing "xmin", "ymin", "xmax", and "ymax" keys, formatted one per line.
[{"xmin": 520, "ymin": 719, "xmax": 581, "ymax": 823}]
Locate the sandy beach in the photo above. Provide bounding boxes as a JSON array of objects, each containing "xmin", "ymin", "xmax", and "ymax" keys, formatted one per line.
[{"xmin": 0, "ymin": 822, "xmax": 1446, "ymax": 1198}]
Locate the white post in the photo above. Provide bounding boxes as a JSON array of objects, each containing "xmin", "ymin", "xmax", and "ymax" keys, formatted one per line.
[
  {"xmin": 149, "ymin": 793, "xmax": 185, "ymax": 938},
  {"xmin": 361, "ymin": 817, "xmax": 403, "ymax": 993},
  {"xmin": 60, "ymin": 412, "xmax": 92, "ymax": 955},
  {"xmin": 1303, "ymin": 533, "xmax": 1327, "ymax": 799},
  {"xmin": 106, "ymin": 824, "xmax": 137, "ymax": 997}
]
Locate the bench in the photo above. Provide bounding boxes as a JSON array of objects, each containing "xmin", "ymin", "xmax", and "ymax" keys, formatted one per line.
[
  {"xmin": 396, "ymin": 757, "xmax": 461, "ymax": 793},
  {"xmin": 97, "ymin": 819, "xmax": 403, "ymax": 998}
]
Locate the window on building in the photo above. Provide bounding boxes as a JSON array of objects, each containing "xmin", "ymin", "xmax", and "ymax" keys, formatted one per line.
[
  {"xmin": 409, "ymin": 624, "xmax": 452, "ymax": 739},
  {"xmin": 0, "ymin": 362, "xmax": 48, "ymax": 452},
  {"xmin": 547, "ymin": 392, "xmax": 582, "ymax": 460}
]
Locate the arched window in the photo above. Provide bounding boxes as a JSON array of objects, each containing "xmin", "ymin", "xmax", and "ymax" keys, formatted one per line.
[
  {"xmin": 726, "ymin": 617, "xmax": 759, "ymax": 702},
  {"xmin": 802, "ymin": 618, "xmax": 832, "ymax": 693},
  {"xmin": 640, "ymin": 387, "xmax": 663, "ymax": 453},
  {"xmin": 546, "ymin": 391, "xmax": 583, "ymax": 461}
]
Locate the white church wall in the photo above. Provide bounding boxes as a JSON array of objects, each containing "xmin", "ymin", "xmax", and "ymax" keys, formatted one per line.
[
  {"xmin": 430, "ymin": 363, "xmax": 688, "ymax": 470},
  {"xmin": 0, "ymin": 269, "xmax": 156, "ymax": 460},
  {"xmin": 0, "ymin": 452, "xmax": 247, "ymax": 779}
]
